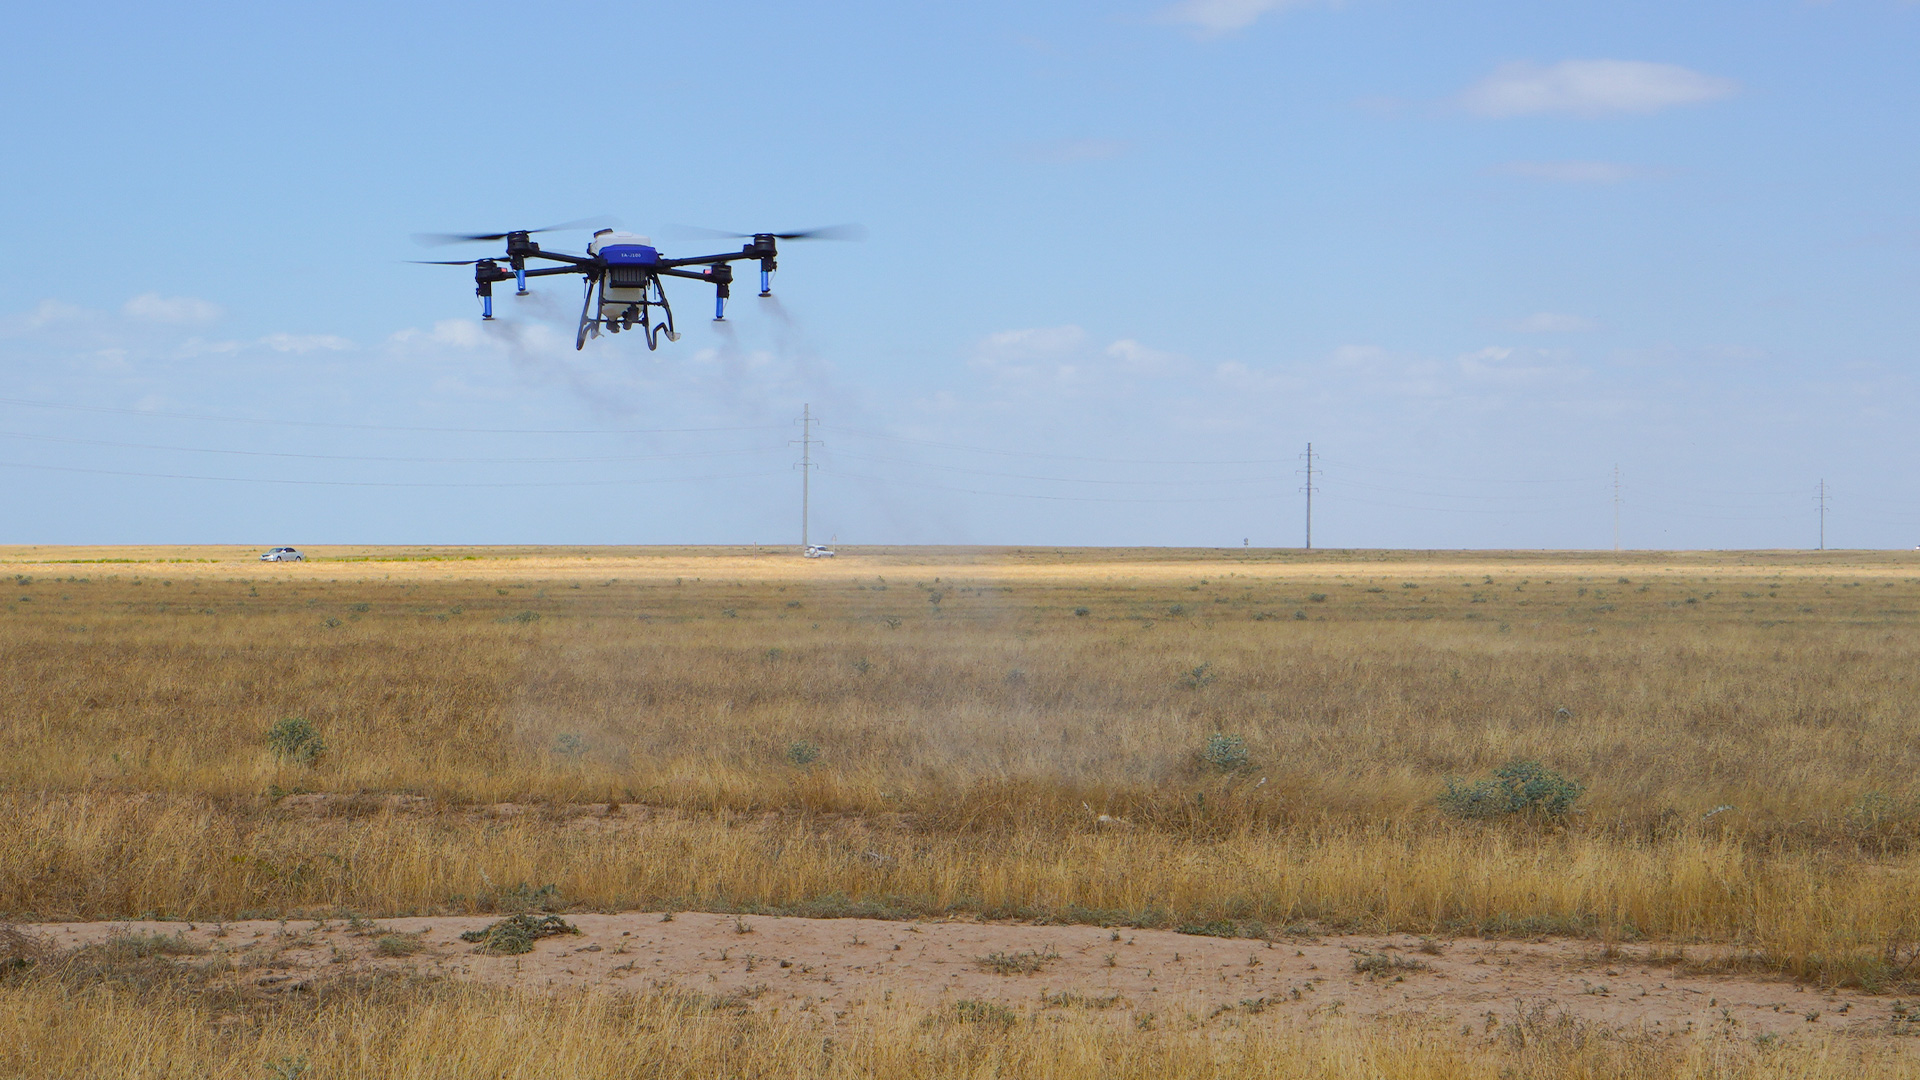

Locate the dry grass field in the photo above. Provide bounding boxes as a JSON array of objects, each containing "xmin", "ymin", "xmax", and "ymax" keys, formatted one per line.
[{"xmin": 3, "ymin": 544, "xmax": 1920, "ymax": 1076}]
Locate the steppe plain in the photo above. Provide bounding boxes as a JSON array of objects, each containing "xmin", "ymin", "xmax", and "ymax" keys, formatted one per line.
[{"xmin": 3, "ymin": 544, "xmax": 1919, "ymax": 1078}]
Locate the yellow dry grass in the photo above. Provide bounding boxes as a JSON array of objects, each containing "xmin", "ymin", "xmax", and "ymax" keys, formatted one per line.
[
  {"xmin": 2, "ymin": 970, "xmax": 1916, "ymax": 1080},
  {"xmin": 4, "ymin": 546, "xmax": 1920, "ymax": 990}
]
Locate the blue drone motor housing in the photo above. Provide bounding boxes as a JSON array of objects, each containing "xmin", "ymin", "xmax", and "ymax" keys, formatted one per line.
[{"xmin": 601, "ymin": 244, "xmax": 659, "ymax": 266}]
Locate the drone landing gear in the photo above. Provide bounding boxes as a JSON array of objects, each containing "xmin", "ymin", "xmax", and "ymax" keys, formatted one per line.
[{"xmin": 574, "ymin": 274, "xmax": 678, "ymax": 351}]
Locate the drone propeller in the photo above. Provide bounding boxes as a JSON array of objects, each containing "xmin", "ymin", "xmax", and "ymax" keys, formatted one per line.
[
  {"xmin": 660, "ymin": 223, "xmax": 867, "ymax": 242},
  {"xmin": 408, "ymin": 258, "xmax": 492, "ymax": 265},
  {"xmin": 411, "ymin": 215, "xmax": 617, "ymax": 247}
]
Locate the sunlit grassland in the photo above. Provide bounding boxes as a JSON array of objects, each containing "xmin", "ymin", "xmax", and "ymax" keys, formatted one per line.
[
  {"xmin": 4, "ymin": 546, "xmax": 1920, "ymax": 987},
  {"xmin": 10, "ymin": 972, "xmax": 1920, "ymax": 1080},
  {"xmin": 11, "ymin": 971, "xmax": 1919, "ymax": 1080}
]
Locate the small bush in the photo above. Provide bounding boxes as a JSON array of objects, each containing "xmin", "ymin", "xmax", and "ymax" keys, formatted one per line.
[
  {"xmin": 977, "ymin": 947, "xmax": 1058, "ymax": 975},
  {"xmin": 374, "ymin": 933, "xmax": 425, "ymax": 957},
  {"xmin": 266, "ymin": 717, "xmax": 325, "ymax": 766},
  {"xmin": 786, "ymin": 740, "xmax": 821, "ymax": 766},
  {"xmin": 459, "ymin": 914, "xmax": 579, "ymax": 955},
  {"xmin": 953, "ymin": 999, "xmax": 1019, "ymax": 1025},
  {"xmin": 1439, "ymin": 759, "xmax": 1583, "ymax": 820},
  {"xmin": 492, "ymin": 882, "xmax": 561, "ymax": 913},
  {"xmin": 99, "ymin": 930, "xmax": 208, "ymax": 960},
  {"xmin": 0, "ymin": 923, "xmax": 52, "ymax": 974},
  {"xmin": 1354, "ymin": 951, "xmax": 1431, "ymax": 978},
  {"xmin": 1073, "ymin": 607, "xmax": 1090, "ymax": 617},
  {"xmin": 1202, "ymin": 732, "xmax": 1250, "ymax": 772}
]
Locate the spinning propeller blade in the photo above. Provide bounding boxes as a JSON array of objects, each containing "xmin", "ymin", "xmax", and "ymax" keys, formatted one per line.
[
  {"xmin": 660, "ymin": 223, "xmax": 867, "ymax": 242},
  {"xmin": 408, "ymin": 259, "xmax": 491, "ymax": 265},
  {"xmin": 411, "ymin": 215, "xmax": 618, "ymax": 247}
]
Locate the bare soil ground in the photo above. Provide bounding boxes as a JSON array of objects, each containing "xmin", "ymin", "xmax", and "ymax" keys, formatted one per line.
[{"xmin": 30, "ymin": 914, "xmax": 1912, "ymax": 1039}]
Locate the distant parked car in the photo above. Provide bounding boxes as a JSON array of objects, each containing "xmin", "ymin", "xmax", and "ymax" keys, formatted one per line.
[
  {"xmin": 804, "ymin": 545, "xmax": 836, "ymax": 558},
  {"xmin": 260, "ymin": 547, "xmax": 304, "ymax": 562}
]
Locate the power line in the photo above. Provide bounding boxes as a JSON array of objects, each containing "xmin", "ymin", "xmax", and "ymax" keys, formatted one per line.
[
  {"xmin": 0, "ymin": 429, "xmax": 785, "ymax": 465},
  {"xmin": 1317, "ymin": 458, "xmax": 1596, "ymax": 486},
  {"xmin": 823, "ymin": 448, "xmax": 1287, "ymax": 487},
  {"xmin": 1816, "ymin": 479, "xmax": 1829, "ymax": 550},
  {"xmin": 0, "ymin": 395, "xmax": 780, "ymax": 436},
  {"xmin": 1613, "ymin": 465, "xmax": 1622, "ymax": 552},
  {"xmin": 0, "ymin": 459, "xmax": 785, "ymax": 489},
  {"xmin": 794, "ymin": 405, "xmax": 820, "ymax": 549},
  {"xmin": 1300, "ymin": 442, "xmax": 1318, "ymax": 550},
  {"xmin": 826, "ymin": 468, "xmax": 1280, "ymax": 505},
  {"xmin": 829, "ymin": 425, "xmax": 1291, "ymax": 466}
]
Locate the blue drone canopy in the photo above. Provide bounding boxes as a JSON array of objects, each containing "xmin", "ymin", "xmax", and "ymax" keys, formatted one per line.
[{"xmin": 601, "ymin": 244, "xmax": 659, "ymax": 266}]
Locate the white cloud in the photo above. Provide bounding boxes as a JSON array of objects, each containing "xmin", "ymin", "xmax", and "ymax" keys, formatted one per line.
[
  {"xmin": 0, "ymin": 299, "xmax": 89, "ymax": 337},
  {"xmin": 971, "ymin": 325, "xmax": 1087, "ymax": 369},
  {"xmin": 1019, "ymin": 138, "xmax": 1131, "ymax": 164},
  {"xmin": 1506, "ymin": 312, "xmax": 1601, "ymax": 333},
  {"xmin": 1457, "ymin": 345, "xmax": 1578, "ymax": 383},
  {"xmin": 1157, "ymin": 0, "xmax": 1322, "ymax": 36},
  {"xmin": 1459, "ymin": 60, "xmax": 1738, "ymax": 118},
  {"xmin": 259, "ymin": 332, "xmax": 354, "ymax": 353},
  {"xmin": 1491, "ymin": 160, "xmax": 1652, "ymax": 184},
  {"xmin": 1105, "ymin": 338, "xmax": 1184, "ymax": 375},
  {"xmin": 122, "ymin": 292, "xmax": 223, "ymax": 324}
]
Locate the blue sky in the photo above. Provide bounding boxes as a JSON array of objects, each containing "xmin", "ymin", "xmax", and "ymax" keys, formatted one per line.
[{"xmin": 1, "ymin": 0, "xmax": 1915, "ymax": 548}]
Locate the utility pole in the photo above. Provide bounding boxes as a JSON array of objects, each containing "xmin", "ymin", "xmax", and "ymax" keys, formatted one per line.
[
  {"xmin": 1816, "ymin": 479, "xmax": 1829, "ymax": 551},
  {"xmin": 793, "ymin": 405, "xmax": 820, "ymax": 550},
  {"xmin": 1299, "ymin": 443, "xmax": 1318, "ymax": 549},
  {"xmin": 1612, "ymin": 465, "xmax": 1622, "ymax": 552}
]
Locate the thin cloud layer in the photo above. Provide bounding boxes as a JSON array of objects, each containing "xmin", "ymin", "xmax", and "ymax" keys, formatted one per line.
[
  {"xmin": 1506, "ymin": 312, "xmax": 1601, "ymax": 333},
  {"xmin": 1459, "ymin": 60, "xmax": 1738, "ymax": 117},
  {"xmin": 1157, "ymin": 0, "xmax": 1322, "ymax": 36},
  {"xmin": 1491, "ymin": 160, "xmax": 1652, "ymax": 184},
  {"xmin": 123, "ymin": 293, "xmax": 223, "ymax": 324}
]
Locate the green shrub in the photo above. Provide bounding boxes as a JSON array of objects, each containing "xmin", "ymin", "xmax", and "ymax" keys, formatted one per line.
[
  {"xmin": 977, "ymin": 947, "xmax": 1058, "ymax": 975},
  {"xmin": 1202, "ymin": 732, "xmax": 1250, "ymax": 772},
  {"xmin": 266, "ymin": 717, "xmax": 325, "ymax": 766},
  {"xmin": 458, "ymin": 914, "xmax": 579, "ymax": 955},
  {"xmin": 953, "ymin": 1000, "xmax": 1019, "ymax": 1025},
  {"xmin": 786, "ymin": 740, "xmax": 821, "ymax": 766},
  {"xmin": 1438, "ymin": 759, "xmax": 1583, "ymax": 820},
  {"xmin": 374, "ymin": 933, "xmax": 425, "ymax": 957}
]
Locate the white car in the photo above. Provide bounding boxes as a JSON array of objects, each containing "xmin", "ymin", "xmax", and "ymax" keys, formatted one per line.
[
  {"xmin": 804, "ymin": 545, "xmax": 836, "ymax": 558},
  {"xmin": 260, "ymin": 546, "xmax": 305, "ymax": 562}
]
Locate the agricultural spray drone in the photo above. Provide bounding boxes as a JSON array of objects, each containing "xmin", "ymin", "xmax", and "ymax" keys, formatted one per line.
[{"xmin": 413, "ymin": 217, "xmax": 858, "ymax": 350}]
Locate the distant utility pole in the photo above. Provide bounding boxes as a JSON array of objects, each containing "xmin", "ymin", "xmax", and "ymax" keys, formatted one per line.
[
  {"xmin": 1816, "ymin": 479, "xmax": 1829, "ymax": 551},
  {"xmin": 1612, "ymin": 465, "xmax": 1622, "ymax": 552},
  {"xmin": 794, "ymin": 404, "xmax": 820, "ymax": 549},
  {"xmin": 1299, "ymin": 442, "xmax": 1319, "ymax": 549}
]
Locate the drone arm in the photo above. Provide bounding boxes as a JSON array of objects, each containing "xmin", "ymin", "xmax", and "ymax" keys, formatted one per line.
[
  {"xmin": 522, "ymin": 264, "xmax": 591, "ymax": 279},
  {"xmin": 655, "ymin": 244, "xmax": 769, "ymax": 270},
  {"xmin": 523, "ymin": 250, "xmax": 597, "ymax": 267}
]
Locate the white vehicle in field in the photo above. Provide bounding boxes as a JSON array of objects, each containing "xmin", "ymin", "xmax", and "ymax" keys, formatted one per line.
[
  {"xmin": 804, "ymin": 545, "xmax": 836, "ymax": 558},
  {"xmin": 259, "ymin": 546, "xmax": 304, "ymax": 562}
]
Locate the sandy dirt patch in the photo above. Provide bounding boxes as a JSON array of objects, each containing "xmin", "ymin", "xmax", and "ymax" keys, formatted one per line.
[{"xmin": 27, "ymin": 913, "xmax": 1915, "ymax": 1039}]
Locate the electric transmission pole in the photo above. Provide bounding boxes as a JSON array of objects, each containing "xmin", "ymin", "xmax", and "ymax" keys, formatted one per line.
[
  {"xmin": 794, "ymin": 405, "xmax": 820, "ymax": 550},
  {"xmin": 1816, "ymin": 479, "xmax": 1829, "ymax": 551},
  {"xmin": 1299, "ymin": 443, "xmax": 1319, "ymax": 549},
  {"xmin": 1612, "ymin": 465, "xmax": 1622, "ymax": 552}
]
